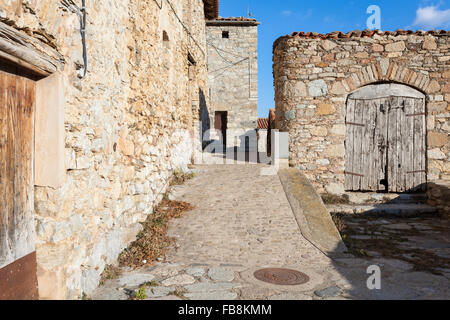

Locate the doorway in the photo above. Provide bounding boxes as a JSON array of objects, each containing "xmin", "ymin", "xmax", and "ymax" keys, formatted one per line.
[
  {"xmin": 214, "ymin": 111, "xmax": 228, "ymax": 150},
  {"xmin": 345, "ymin": 83, "xmax": 427, "ymax": 193}
]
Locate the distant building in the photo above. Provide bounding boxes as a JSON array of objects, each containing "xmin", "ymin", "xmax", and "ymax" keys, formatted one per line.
[{"xmin": 206, "ymin": 7, "xmax": 260, "ymax": 151}]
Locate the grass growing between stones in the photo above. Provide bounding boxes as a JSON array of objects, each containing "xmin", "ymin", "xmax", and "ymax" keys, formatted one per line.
[
  {"xmin": 99, "ymin": 264, "xmax": 121, "ymax": 285},
  {"xmin": 170, "ymin": 169, "xmax": 195, "ymax": 186},
  {"xmin": 118, "ymin": 200, "xmax": 194, "ymax": 269},
  {"xmin": 331, "ymin": 212, "xmax": 450, "ymax": 275},
  {"xmin": 134, "ymin": 287, "xmax": 148, "ymax": 300},
  {"xmin": 143, "ymin": 280, "xmax": 159, "ymax": 287}
]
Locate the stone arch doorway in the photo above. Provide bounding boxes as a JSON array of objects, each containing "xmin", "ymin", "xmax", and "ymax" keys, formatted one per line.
[{"xmin": 344, "ymin": 83, "xmax": 427, "ymax": 193}]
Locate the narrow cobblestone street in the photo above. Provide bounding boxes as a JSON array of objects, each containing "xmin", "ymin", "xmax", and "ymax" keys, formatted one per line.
[
  {"xmin": 91, "ymin": 164, "xmax": 450, "ymax": 300},
  {"xmin": 167, "ymin": 164, "xmax": 328, "ymax": 267}
]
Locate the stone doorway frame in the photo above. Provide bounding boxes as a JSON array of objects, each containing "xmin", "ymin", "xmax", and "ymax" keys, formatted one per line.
[
  {"xmin": 334, "ymin": 59, "xmax": 435, "ymax": 192},
  {"xmin": 0, "ymin": 21, "xmax": 66, "ymax": 299}
]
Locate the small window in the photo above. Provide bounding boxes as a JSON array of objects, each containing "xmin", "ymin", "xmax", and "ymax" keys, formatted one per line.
[
  {"xmin": 163, "ymin": 30, "xmax": 169, "ymax": 41},
  {"xmin": 222, "ymin": 31, "xmax": 229, "ymax": 39},
  {"xmin": 188, "ymin": 52, "xmax": 196, "ymax": 65}
]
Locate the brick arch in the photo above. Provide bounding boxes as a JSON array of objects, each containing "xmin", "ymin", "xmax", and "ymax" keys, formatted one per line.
[{"xmin": 336, "ymin": 60, "xmax": 435, "ymax": 96}]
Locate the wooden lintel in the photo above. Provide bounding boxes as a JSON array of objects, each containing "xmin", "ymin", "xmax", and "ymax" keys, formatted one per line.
[
  {"xmin": 0, "ymin": 22, "xmax": 63, "ymax": 75},
  {"xmin": 0, "ymin": 50, "xmax": 50, "ymax": 77}
]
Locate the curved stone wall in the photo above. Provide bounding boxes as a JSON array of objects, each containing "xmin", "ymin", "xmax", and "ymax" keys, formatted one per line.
[{"xmin": 273, "ymin": 32, "xmax": 449, "ymax": 194}]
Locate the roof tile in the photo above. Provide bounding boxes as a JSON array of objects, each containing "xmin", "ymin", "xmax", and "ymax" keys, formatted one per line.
[
  {"xmin": 283, "ymin": 29, "xmax": 450, "ymax": 40},
  {"xmin": 257, "ymin": 118, "xmax": 269, "ymax": 130},
  {"xmin": 213, "ymin": 16, "xmax": 258, "ymax": 22}
]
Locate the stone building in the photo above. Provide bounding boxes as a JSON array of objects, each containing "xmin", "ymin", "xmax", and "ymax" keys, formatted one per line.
[
  {"xmin": 273, "ymin": 30, "xmax": 449, "ymax": 206},
  {"xmin": 206, "ymin": 15, "xmax": 259, "ymax": 151},
  {"xmin": 0, "ymin": 0, "xmax": 218, "ymax": 299}
]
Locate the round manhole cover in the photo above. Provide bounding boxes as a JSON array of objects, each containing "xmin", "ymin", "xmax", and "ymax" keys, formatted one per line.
[{"xmin": 254, "ymin": 268, "xmax": 310, "ymax": 286}]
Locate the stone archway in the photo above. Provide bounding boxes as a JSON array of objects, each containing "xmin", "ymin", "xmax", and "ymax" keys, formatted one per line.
[
  {"xmin": 332, "ymin": 60, "xmax": 434, "ymax": 96},
  {"xmin": 344, "ymin": 83, "xmax": 427, "ymax": 193}
]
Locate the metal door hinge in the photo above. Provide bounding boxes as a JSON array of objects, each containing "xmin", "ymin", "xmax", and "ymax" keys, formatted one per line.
[
  {"xmin": 345, "ymin": 121, "xmax": 365, "ymax": 127},
  {"xmin": 344, "ymin": 171, "xmax": 365, "ymax": 177},
  {"xmin": 406, "ymin": 113, "xmax": 426, "ymax": 117},
  {"xmin": 407, "ymin": 170, "xmax": 427, "ymax": 174}
]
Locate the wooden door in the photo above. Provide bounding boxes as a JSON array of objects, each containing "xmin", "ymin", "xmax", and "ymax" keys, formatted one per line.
[
  {"xmin": 0, "ymin": 70, "xmax": 38, "ymax": 300},
  {"xmin": 387, "ymin": 97, "xmax": 426, "ymax": 192},
  {"xmin": 345, "ymin": 98, "xmax": 388, "ymax": 191},
  {"xmin": 345, "ymin": 94, "xmax": 426, "ymax": 192}
]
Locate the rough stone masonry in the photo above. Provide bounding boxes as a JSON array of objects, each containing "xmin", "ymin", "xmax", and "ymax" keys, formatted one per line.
[
  {"xmin": 273, "ymin": 30, "xmax": 449, "ymax": 213},
  {"xmin": 206, "ymin": 17, "xmax": 259, "ymax": 150},
  {"xmin": 0, "ymin": 0, "xmax": 211, "ymax": 299}
]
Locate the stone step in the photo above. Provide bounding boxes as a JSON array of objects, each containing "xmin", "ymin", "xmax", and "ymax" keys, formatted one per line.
[
  {"xmin": 384, "ymin": 193, "xmax": 428, "ymax": 204},
  {"xmin": 346, "ymin": 192, "xmax": 428, "ymax": 205},
  {"xmin": 327, "ymin": 203, "xmax": 438, "ymax": 217}
]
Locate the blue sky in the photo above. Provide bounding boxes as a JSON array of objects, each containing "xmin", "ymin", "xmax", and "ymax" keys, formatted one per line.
[{"xmin": 219, "ymin": 0, "xmax": 450, "ymax": 118}]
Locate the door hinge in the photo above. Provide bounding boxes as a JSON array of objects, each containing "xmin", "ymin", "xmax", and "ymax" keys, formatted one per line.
[
  {"xmin": 345, "ymin": 121, "xmax": 365, "ymax": 127},
  {"xmin": 406, "ymin": 112, "xmax": 426, "ymax": 117},
  {"xmin": 344, "ymin": 171, "xmax": 365, "ymax": 177}
]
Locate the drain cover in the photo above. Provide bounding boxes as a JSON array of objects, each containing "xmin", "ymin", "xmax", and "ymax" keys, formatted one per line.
[{"xmin": 254, "ymin": 268, "xmax": 309, "ymax": 286}]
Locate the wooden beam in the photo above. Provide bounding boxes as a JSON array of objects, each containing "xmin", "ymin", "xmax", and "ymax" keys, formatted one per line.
[
  {"xmin": 0, "ymin": 50, "xmax": 50, "ymax": 77},
  {"xmin": 0, "ymin": 22, "xmax": 63, "ymax": 75}
]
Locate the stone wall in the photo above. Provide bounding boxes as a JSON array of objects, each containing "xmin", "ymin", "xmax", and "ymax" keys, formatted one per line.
[
  {"xmin": 273, "ymin": 30, "xmax": 450, "ymax": 195},
  {"xmin": 206, "ymin": 19, "xmax": 259, "ymax": 150},
  {"xmin": 257, "ymin": 129, "xmax": 267, "ymax": 153},
  {"xmin": 0, "ymin": 0, "xmax": 209, "ymax": 299},
  {"xmin": 427, "ymin": 180, "xmax": 450, "ymax": 216}
]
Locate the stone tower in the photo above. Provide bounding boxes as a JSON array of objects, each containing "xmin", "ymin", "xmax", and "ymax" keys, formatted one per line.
[{"xmin": 206, "ymin": 14, "xmax": 259, "ymax": 151}]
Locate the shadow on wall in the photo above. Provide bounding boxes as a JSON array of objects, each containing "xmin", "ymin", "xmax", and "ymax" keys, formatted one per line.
[
  {"xmin": 427, "ymin": 181, "xmax": 450, "ymax": 217},
  {"xmin": 199, "ymin": 88, "xmax": 211, "ymax": 149},
  {"xmin": 204, "ymin": 129, "xmax": 271, "ymax": 164}
]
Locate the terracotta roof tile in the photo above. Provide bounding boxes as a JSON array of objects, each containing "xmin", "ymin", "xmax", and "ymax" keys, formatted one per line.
[
  {"xmin": 258, "ymin": 118, "xmax": 269, "ymax": 129},
  {"xmin": 283, "ymin": 29, "xmax": 450, "ymax": 40},
  {"xmin": 273, "ymin": 29, "xmax": 450, "ymax": 51},
  {"xmin": 212, "ymin": 16, "xmax": 258, "ymax": 22},
  {"xmin": 285, "ymin": 29, "xmax": 450, "ymax": 39},
  {"xmin": 206, "ymin": 16, "xmax": 260, "ymax": 25}
]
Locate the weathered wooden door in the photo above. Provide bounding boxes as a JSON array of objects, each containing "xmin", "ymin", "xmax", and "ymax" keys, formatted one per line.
[
  {"xmin": 0, "ymin": 69, "xmax": 38, "ymax": 299},
  {"xmin": 345, "ymin": 84, "xmax": 426, "ymax": 193}
]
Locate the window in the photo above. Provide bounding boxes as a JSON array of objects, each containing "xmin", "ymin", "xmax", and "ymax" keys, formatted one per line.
[
  {"xmin": 188, "ymin": 52, "xmax": 196, "ymax": 65},
  {"xmin": 163, "ymin": 30, "xmax": 169, "ymax": 42},
  {"xmin": 222, "ymin": 31, "xmax": 229, "ymax": 39}
]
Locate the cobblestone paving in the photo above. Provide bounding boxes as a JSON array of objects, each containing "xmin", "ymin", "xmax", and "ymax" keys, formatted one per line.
[
  {"xmin": 90, "ymin": 164, "xmax": 450, "ymax": 300},
  {"xmin": 167, "ymin": 164, "xmax": 328, "ymax": 267}
]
